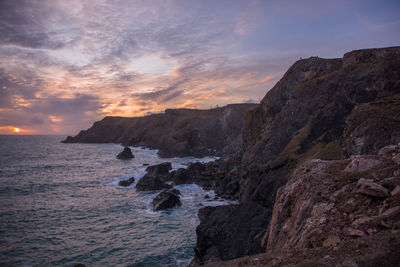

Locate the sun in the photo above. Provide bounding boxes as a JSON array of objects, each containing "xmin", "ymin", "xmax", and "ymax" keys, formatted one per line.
[{"xmin": 13, "ymin": 127, "xmax": 21, "ymax": 133}]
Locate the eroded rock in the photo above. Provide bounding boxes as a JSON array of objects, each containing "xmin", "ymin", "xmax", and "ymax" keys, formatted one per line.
[
  {"xmin": 152, "ymin": 189, "xmax": 181, "ymax": 211},
  {"xmin": 117, "ymin": 146, "xmax": 134, "ymax": 159},
  {"xmin": 118, "ymin": 177, "xmax": 135, "ymax": 186}
]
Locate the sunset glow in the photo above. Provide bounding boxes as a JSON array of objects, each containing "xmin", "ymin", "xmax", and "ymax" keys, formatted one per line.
[{"xmin": 0, "ymin": 0, "xmax": 399, "ymax": 134}]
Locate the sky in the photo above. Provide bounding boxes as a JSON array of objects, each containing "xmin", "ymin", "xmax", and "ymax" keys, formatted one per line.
[{"xmin": 0, "ymin": 0, "xmax": 399, "ymax": 135}]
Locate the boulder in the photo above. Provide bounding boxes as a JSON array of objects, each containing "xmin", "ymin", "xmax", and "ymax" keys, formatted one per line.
[
  {"xmin": 146, "ymin": 162, "xmax": 172, "ymax": 176},
  {"xmin": 118, "ymin": 177, "xmax": 135, "ymax": 187},
  {"xmin": 193, "ymin": 202, "xmax": 271, "ymax": 265},
  {"xmin": 344, "ymin": 156, "xmax": 381, "ymax": 173},
  {"xmin": 117, "ymin": 146, "xmax": 134, "ymax": 159},
  {"xmin": 135, "ymin": 175, "xmax": 172, "ymax": 191},
  {"xmin": 164, "ymin": 168, "xmax": 189, "ymax": 184},
  {"xmin": 356, "ymin": 178, "xmax": 390, "ymax": 198},
  {"xmin": 152, "ymin": 189, "xmax": 182, "ymax": 211}
]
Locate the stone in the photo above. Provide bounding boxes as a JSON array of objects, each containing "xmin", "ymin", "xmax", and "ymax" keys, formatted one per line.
[
  {"xmin": 135, "ymin": 175, "xmax": 172, "ymax": 191},
  {"xmin": 118, "ymin": 177, "xmax": 135, "ymax": 187},
  {"xmin": 322, "ymin": 235, "xmax": 341, "ymax": 247},
  {"xmin": 378, "ymin": 145, "xmax": 400, "ymax": 159},
  {"xmin": 145, "ymin": 162, "xmax": 172, "ymax": 176},
  {"xmin": 193, "ymin": 203, "xmax": 271, "ymax": 264},
  {"xmin": 393, "ymin": 154, "xmax": 400, "ymax": 165},
  {"xmin": 346, "ymin": 228, "xmax": 367, "ymax": 237},
  {"xmin": 356, "ymin": 179, "xmax": 390, "ymax": 198},
  {"xmin": 381, "ymin": 206, "xmax": 400, "ymax": 218},
  {"xmin": 344, "ymin": 157, "xmax": 381, "ymax": 173},
  {"xmin": 152, "ymin": 189, "xmax": 181, "ymax": 211},
  {"xmin": 352, "ymin": 216, "xmax": 374, "ymax": 227},
  {"xmin": 117, "ymin": 146, "xmax": 134, "ymax": 159},
  {"xmin": 391, "ymin": 185, "xmax": 400, "ymax": 196}
]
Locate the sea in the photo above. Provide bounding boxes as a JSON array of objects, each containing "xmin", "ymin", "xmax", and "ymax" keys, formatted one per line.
[{"xmin": 0, "ymin": 135, "xmax": 234, "ymax": 266}]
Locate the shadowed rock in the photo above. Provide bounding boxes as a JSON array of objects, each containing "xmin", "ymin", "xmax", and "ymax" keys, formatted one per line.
[
  {"xmin": 117, "ymin": 147, "xmax": 134, "ymax": 159},
  {"xmin": 118, "ymin": 177, "xmax": 135, "ymax": 187},
  {"xmin": 135, "ymin": 163, "xmax": 172, "ymax": 191},
  {"xmin": 193, "ymin": 202, "xmax": 271, "ymax": 265},
  {"xmin": 146, "ymin": 162, "xmax": 172, "ymax": 176},
  {"xmin": 152, "ymin": 189, "xmax": 182, "ymax": 211}
]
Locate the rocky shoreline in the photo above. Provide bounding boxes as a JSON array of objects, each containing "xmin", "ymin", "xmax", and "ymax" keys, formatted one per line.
[{"xmin": 67, "ymin": 46, "xmax": 400, "ymax": 266}]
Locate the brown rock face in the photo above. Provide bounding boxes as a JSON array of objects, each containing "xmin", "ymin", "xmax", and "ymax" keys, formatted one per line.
[
  {"xmin": 262, "ymin": 146, "xmax": 400, "ymax": 266},
  {"xmin": 62, "ymin": 103, "xmax": 257, "ymax": 158},
  {"xmin": 239, "ymin": 46, "xmax": 400, "ymax": 207}
]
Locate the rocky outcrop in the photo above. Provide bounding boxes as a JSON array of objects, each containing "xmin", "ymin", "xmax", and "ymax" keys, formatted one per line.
[
  {"xmin": 135, "ymin": 163, "xmax": 172, "ymax": 191},
  {"xmin": 117, "ymin": 146, "xmax": 134, "ymax": 159},
  {"xmin": 193, "ymin": 202, "xmax": 271, "ymax": 265},
  {"xmin": 118, "ymin": 177, "xmax": 135, "ymax": 186},
  {"xmin": 152, "ymin": 189, "xmax": 182, "ymax": 211},
  {"xmin": 62, "ymin": 103, "xmax": 257, "ymax": 158},
  {"xmin": 259, "ymin": 145, "xmax": 400, "ymax": 266}
]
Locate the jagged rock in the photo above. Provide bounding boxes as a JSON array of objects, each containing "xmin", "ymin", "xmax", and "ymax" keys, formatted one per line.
[
  {"xmin": 393, "ymin": 154, "xmax": 400, "ymax": 165},
  {"xmin": 146, "ymin": 162, "xmax": 172, "ymax": 176},
  {"xmin": 391, "ymin": 186, "xmax": 400, "ymax": 196},
  {"xmin": 135, "ymin": 175, "xmax": 171, "ymax": 191},
  {"xmin": 381, "ymin": 206, "xmax": 400, "ymax": 218},
  {"xmin": 193, "ymin": 203, "xmax": 271, "ymax": 265},
  {"xmin": 164, "ymin": 168, "xmax": 189, "ymax": 184},
  {"xmin": 117, "ymin": 146, "xmax": 134, "ymax": 159},
  {"xmin": 344, "ymin": 156, "xmax": 382, "ymax": 172},
  {"xmin": 118, "ymin": 177, "xmax": 135, "ymax": 186},
  {"xmin": 322, "ymin": 235, "xmax": 341, "ymax": 247},
  {"xmin": 356, "ymin": 178, "xmax": 390, "ymax": 198},
  {"xmin": 378, "ymin": 145, "xmax": 400, "ymax": 159},
  {"xmin": 152, "ymin": 189, "xmax": 182, "ymax": 211},
  {"xmin": 346, "ymin": 228, "xmax": 367, "ymax": 237}
]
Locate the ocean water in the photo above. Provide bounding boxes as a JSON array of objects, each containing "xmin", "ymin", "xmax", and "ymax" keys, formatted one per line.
[{"xmin": 0, "ymin": 135, "xmax": 233, "ymax": 266}]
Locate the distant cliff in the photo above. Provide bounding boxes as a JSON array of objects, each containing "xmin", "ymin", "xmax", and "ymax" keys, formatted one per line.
[{"xmin": 63, "ymin": 103, "xmax": 257, "ymax": 158}]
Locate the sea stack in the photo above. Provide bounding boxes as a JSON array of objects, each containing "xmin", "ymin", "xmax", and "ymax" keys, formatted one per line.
[{"xmin": 117, "ymin": 147, "xmax": 134, "ymax": 159}]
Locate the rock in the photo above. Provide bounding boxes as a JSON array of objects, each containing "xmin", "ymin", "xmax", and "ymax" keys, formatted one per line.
[
  {"xmin": 117, "ymin": 146, "xmax": 134, "ymax": 159},
  {"xmin": 204, "ymin": 194, "xmax": 210, "ymax": 199},
  {"xmin": 381, "ymin": 206, "xmax": 400, "ymax": 218},
  {"xmin": 391, "ymin": 186, "xmax": 400, "ymax": 196},
  {"xmin": 346, "ymin": 228, "xmax": 367, "ymax": 237},
  {"xmin": 152, "ymin": 189, "xmax": 182, "ymax": 211},
  {"xmin": 170, "ymin": 188, "xmax": 181, "ymax": 195},
  {"xmin": 188, "ymin": 162, "xmax": 207, "ymax": 172},
  {"xmin": 323, "ymin": 235, "xmax": 341, "ymax": 247},
  {"xmin": 118, "ymin": 177, "xmax": 135, "ymax": 186},
  {"xmin": 344, "ymin": 156, "xmax": 381, "ymax": 173},
  {"xmin": 135, "ymin": 175, "xmax": 172, "ymax": 191},
  {"xmin": 352, "ymin": 216, "xmax": 374, "ymax": 227},
  {"xmin": 393, "ymin": 154, "xmax": 400, "ymax": 165},
  {"xmin": 193, "ymin": 202, "xmax": 271, "ymax": 264},
  {"xmin": 378, "ymin": 145, "xmax": 400, "ymax": 160},
  {"xmin": 356, "ymin": 179, "xmax": 390, "ymax": 198},
  {"xmin": 164, "ymin": 168, "xmax": 189, "ymax": 184},
  {"xmin": 145, "ymin": 162, "xmax": 172, "ymax": 176}
]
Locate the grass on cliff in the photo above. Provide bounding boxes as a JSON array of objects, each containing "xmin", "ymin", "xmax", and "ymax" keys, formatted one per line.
[{"xmin": 276, "ymin": 115, "xmax": 342, "ymax": 170}]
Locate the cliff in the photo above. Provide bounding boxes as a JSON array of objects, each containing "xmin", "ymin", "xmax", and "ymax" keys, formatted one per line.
[
  {"xmin": 63, "ymin": 103, "xmax": 257, "ymax": 158},
  {"xmin": 191, "ymin": 46, "xmax": 400, "ymax": 265}
]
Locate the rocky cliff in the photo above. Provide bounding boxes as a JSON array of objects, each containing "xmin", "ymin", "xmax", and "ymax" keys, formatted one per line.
[
  {"xmin": 191, "ymin": 46, "xmax": 400, "ymax": 265},
  {"xmin": 63, "ymin": 103, "xmax": 257, "ymax": 158}
]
